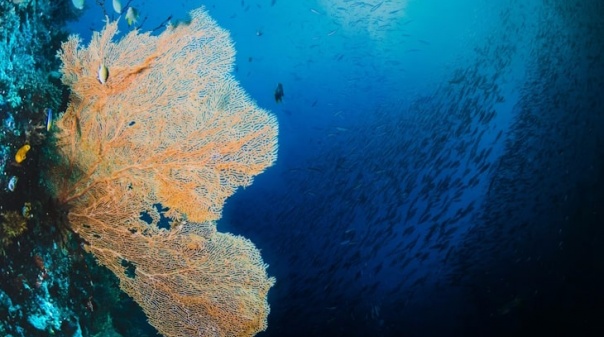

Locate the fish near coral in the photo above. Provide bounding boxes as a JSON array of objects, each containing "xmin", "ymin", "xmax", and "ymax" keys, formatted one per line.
[
  {"xmin": 15, "ymin": 144, "xmax": 31, "ymax": 164},
  {"xmin": 112, "ymin": 0, "xmax": 122, "ymax": 14},
  {"xmin": 98, "ymin": 63, "xmax": 109, "ymax": 84},
  {"xmin": 46, "ymin": 108, "xmax": 53, "ymax": 132},
  {"xmin": 72, "ymin": 0, "xmax": 84, "ymax": 10},
  {"xmin": 7, "ymin": 176, "xmax": 18, "ymax": 192},
  {"xmin": 274, "ymin": 82, "xmax": 284, "ymax": 103},
  {"xmin": 22, "ymin": 202, "xmax": 33, "ymax": 219},
  {"xmin": 126, "ymin": 7, "xmax": 139, "ymax": 26}
]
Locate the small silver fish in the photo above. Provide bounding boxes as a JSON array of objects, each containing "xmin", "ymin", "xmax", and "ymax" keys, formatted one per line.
[
  {"xmin": 126, "ymin": 7, "xmax": 139, "ymax": 26},
  {"xmin": 72, "ymin": 0, "xmax": 84, "ymax": 10},
  {"xmin": 7, "ymin": 176, "xmax": 18, "ymax": 192},
  {"xmin": 112, "ymin": 0, "xmax": 122, "ymax": 14},
  {"xmin": 98, "ymin": 63, "xmax": 109, "ymax": 84}
]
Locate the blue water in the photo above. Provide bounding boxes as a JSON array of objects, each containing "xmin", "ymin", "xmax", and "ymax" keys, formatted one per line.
[{"xmin": 68, "ymin": 0, "xmax": 604, "ymax": 336}]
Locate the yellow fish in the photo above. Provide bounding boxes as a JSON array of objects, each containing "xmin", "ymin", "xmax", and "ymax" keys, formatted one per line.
[
  {"xmin": 15, "ymin": 144, "xmax": 31, "ymax": 164},
  {"xmin": 98, "ymin": 63, "xmax": 109, "ymax": 84}
]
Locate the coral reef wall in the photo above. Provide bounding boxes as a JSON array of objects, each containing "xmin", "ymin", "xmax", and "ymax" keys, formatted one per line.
[
  {"xmin": 0, "ymin": 0, "xmax": 72, "ymax": 109},
  {"xmin": 0, "ymin": 2, "xmax": 129, "ymax": 337}
]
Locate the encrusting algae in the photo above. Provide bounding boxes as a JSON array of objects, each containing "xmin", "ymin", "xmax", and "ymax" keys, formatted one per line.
[{"xmin": 0, "ymin": 211, "xmax": 28, "ymax": 255}]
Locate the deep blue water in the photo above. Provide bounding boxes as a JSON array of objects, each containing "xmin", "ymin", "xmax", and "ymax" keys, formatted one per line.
[{"xmin": 69, "ymin": 0, "xmax": 604, "ymax": 336}]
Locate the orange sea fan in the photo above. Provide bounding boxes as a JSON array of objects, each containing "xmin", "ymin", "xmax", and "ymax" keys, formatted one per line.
[{"xmin": 52, "ymin": 7, "xmax": 277, "ymax": 337}]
